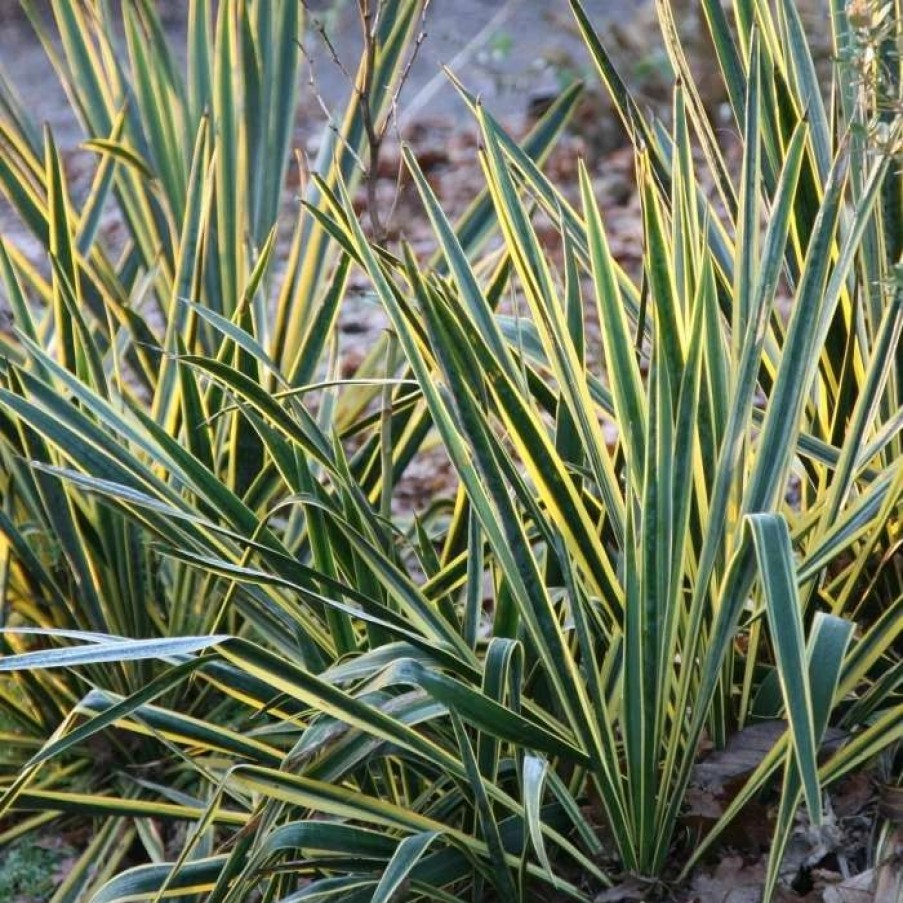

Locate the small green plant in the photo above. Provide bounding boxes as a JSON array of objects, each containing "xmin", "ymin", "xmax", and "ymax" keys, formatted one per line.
[{"xmin": 0, "ymin": 837, "xmax": 74, "ymax": 901}]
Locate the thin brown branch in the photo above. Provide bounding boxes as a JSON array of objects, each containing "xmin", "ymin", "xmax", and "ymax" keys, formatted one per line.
[{"xmin": 357, "ymin": 0, "xmax": 385, "ymax": 241}]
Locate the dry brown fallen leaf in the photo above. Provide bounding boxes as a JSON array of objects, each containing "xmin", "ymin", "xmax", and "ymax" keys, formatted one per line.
[
  {"xmin": 823, "ymin": 872, "xmax": 873, "ymax": 903},
  {"xmin": 593, "ymin": 875, "xmax": 652, "ymax": 902},
  {"xmin": 691, "ymin": 721, "xmax": 847, "ymax": 795},
  {"xmin": 873, "ymin": 827, "xmax": 903, "ymax": 903},
  {"xmin": 689, "ymin": 853, "xmax": 768, "ymax": 903}
]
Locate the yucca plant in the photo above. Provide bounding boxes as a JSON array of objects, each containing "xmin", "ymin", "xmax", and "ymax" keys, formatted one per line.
[
  {"xmin": 0, "ymin": 0, "xmax": 590, "ymax": 896},
  {"xmin": 0, "ymin": 0, "xmax": 901, "ymax": 900},
  {"xmin": 0, "ymin": 0, "xmax": 473, "ymax": 890},
  {"xmin": 280, "ymin": 9, "xmax": 901, "ymax": 890}
]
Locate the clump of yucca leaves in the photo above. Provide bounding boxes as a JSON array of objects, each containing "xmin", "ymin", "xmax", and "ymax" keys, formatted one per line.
[{"xmin": 0, "ymin": 0, "xmax": 901, "ymax": 901}]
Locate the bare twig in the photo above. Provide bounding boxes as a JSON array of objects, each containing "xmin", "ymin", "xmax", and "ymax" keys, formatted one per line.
[
  {"xmin": 382, "ymin": 0, "xmax": 432, "ymax": 140},
  {"xmin": 301, "ymin": 4, "xmax": 354, "ymax": 87},
  {"xmin": 377, "ymin": 1, "xmax": 431, "ymax": 236},
  {"xmin": 357, "ymin": 0, "xmax": 386, "ymax": 240},
  {"xmin": 295, "ymin": 21, "xmax": 368, "ymax": 179},
  {"xmin": 300, "ymin": 0, "xmax": 433, "ymax": 242}
]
